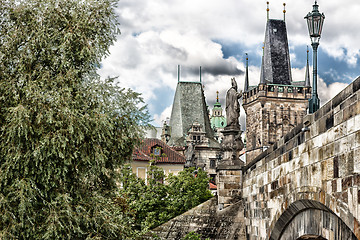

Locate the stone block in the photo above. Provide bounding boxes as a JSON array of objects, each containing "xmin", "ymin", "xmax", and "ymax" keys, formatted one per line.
[
  {"xmin": 334, "ymin": 109, "xmax": 344, "ymax": 126},
  {"xmin": 324, "ymin": 143, "xmax": 335, "ymax": 159},
  {"xmin": 347, "ymin": 116, "xmax": 356, "ymax": 134},
  {"xmin": 354, "ymin": 148, "xmax": 360, "ymax": 174},
  {"xmin": 334, "ymin": 122, "xmax": 347, "ymax": 140},
  {"xmin": 344, "ymin": 102, "xmax": 357, "ymax": 122},
  {"xmin": 321, "ymin": 159, "xmax": 333, "ymax": 181}
]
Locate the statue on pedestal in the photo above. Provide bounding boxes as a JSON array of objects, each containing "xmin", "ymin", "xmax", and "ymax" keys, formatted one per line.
[
  {"xmin": 185, "ymin": 142, "xmax": 195, "ymax": 168},
  {"xmin": 226, "ymin": 78, "xmax": 242, "ymax": 130},
  {"xmin": 221, "ymin": 77, "xmax": 244, "ymax": 162}
]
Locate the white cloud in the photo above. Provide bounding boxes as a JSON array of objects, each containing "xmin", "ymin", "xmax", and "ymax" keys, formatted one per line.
[
  {"xmin": 98, "ymin": 0, "xmax": 360, "ymax": 126},
  {"xmin": 153, "ymin": 105, "xmax": 172, "ymax": 126}
]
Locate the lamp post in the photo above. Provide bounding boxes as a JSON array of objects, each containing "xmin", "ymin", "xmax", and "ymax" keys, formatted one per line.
[{"xmin": 305, "ymin": 1, "xmax": 325, "ymax": 113}]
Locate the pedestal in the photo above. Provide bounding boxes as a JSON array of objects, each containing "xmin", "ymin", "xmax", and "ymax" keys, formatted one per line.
[{"xmin": 216, "ymin": 126, "xmax": 244, "ymax": 210}]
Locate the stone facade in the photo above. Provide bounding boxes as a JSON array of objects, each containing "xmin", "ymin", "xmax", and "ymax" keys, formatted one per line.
[{"xmin": 243, "ymin": 84, "xmax": 310, "ymax": 163}]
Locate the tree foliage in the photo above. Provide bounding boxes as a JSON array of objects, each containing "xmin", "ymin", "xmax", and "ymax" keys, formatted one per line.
[
  {"xmin": 120, "ymin": 165, "xmax": 213, "ymax": 230},
  {"xmin": 182, "ymin": 231, "xmax": 209, "ymax": 240},
  {"xmin": 0, "ymin": 0, "xmax": 150, "ymax": 239}
]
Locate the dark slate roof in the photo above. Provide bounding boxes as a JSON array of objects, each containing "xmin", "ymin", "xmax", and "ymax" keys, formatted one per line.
[
  {"xmin": 168, "ymin": 82, "xmax": 214, "ymax": 146},
  {"xmin": 133, "ymin": 138, "xmax": 185, "ymax": 164},
  {"xmin": 262, "ymin": 19, "xmax": 292, "ymax": 85}
]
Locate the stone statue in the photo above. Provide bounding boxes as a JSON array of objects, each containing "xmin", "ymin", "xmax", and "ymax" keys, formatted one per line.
[
  {"xmin": 226, "ymin": 77, "xmax": 242, "ymax": 129},
  {"xmin": 185, "ymin": 142, "xmax": 195, "ymax": 168}
]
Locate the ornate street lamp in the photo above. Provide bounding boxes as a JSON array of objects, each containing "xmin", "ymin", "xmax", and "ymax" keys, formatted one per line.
[{"xmin": 305, "ymin": 1, "xmax": 325, "ymax": 113}]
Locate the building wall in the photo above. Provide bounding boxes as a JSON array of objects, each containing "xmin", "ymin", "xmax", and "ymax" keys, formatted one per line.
[
  {"xmin": 131, "ymin": 161, "xmax": 184, "ymax": 183},
  {"xmin": 195, "ymin": 147, "xmax": 219, "ymax": 175}
]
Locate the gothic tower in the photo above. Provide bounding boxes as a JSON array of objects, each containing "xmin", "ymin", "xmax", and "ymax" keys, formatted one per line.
[
  {"xmin": 242, "ymin": 9, "xmax": 312, "ymax": 163},
  {"xmin": 168, "ymin": 75, "xmax": 220, "ymax": 174}
]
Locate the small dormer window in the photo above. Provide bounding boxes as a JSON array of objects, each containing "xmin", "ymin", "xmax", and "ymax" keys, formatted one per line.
[{"xmin": 153, "ymin": 147, "xmax": 161, "ymax": 156}]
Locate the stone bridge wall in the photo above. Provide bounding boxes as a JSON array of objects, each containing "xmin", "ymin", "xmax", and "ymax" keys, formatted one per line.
[
  {"xmin": 152, "ymin": 197, "xmax": 246, "ymax": 240},
  {"xmin": 242, "ymin": 76, "xmax": 360, "ymax": 239}
]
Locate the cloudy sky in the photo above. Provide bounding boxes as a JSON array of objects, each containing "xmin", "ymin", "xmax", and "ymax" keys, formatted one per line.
[{"xmin": 98, "ymin": 0, "xmax": 360, "ymax": 128}]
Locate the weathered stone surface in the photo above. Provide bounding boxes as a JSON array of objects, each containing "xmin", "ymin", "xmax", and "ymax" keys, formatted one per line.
[{"xmin": 151, "ymin": 197, "xmax": 246, "ymax": 240}]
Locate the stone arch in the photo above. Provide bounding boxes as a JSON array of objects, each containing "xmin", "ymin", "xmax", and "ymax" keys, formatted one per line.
[
  {"xmin": 268, "ymin": 199, "xmax": 357, "ymax": 240},
  {"xmin": 267, "ymin": 187, "xmax": 360, "ymax": 239}
]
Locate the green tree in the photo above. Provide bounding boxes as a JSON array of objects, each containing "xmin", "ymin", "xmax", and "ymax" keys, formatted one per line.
[
  {"xmin": 182, "ymin": 231, "xmax": 209, "ymax": 240},
  {"xmin": 0, "ymin": 0, "xmax": 150, "ymax": 239},
  {"xmin": 120, "ymin": 165, "xmax": 213, "ymax": 231},
  {"xmin": 167, "ymin": 167, "xmax": 213, "ymax": 218}
]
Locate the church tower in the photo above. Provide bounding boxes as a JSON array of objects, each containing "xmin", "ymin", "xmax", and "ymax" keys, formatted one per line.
[
  {"xmin": 210, "ymin": 91, "xmax": 227, "ymax": 142},
  {"xmin": 242, "ymin": 4, "xmax": 312, "ymax": 163}
]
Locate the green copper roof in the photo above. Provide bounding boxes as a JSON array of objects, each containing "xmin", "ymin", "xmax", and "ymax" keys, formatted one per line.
[
  {"xmin": 210, "ymin": 116, "xmax": 226, "ymax": 129},
  {"xmin": 214, "ymin": 102, "xmax": 221, "ymax": 108}
]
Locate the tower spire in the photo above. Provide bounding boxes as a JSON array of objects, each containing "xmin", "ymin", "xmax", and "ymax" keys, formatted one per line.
[
  {"xmin": 216, "ymin": 91, "xmax": 219, "ymax": 102},
  {"xmin": 177, "ymin": 65, "xmax": 180, "ymax": 82},
  {"xmin": 305, "ymin": 46, "xmax": 311, "ymax": 87},
  {"xmin": 244, "ymin": 53, "xmax": 249, "ymax": 92},
  {"xmin": 267, "ymin": 1, "xmax": 270, "ymax": 20}
]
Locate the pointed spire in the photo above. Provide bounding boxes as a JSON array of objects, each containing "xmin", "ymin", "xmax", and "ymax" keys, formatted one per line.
[
  {"xmin": 283, "ymin": 3, "xmax": 286, "ymax": 21},
  {"xmin": 260, "ymin": 55, "xmax": 265, "ymax": 84},
  {"xmin": 305, "ymin": 46, "xmax": 311, "ymax": 87},
  {"xmin": 244, "ymin": 53, "xmax": 249, "ymax": 92},
  {"xmin": 267, "ymin": 1, "xmax": 270, "ymax": 20},
  {"xmin": 216, "ymin": 91, "xmax": 219, "ymax": 102},
  {"xmin": 177, "ymin": 65, "xmax": 180, "ymax": 82}
]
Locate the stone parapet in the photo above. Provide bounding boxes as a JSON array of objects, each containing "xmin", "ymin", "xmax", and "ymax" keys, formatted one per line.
[{"xmin": 151, "ymin": 197, "xmax": 246, "ymax": 240}]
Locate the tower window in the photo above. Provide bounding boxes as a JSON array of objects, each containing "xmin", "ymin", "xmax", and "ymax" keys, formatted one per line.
[
  {"xmin": 297, "ymin": 87, "xmax": 303, "ymax": 93},
  {"xmin": 288, "ymin": 87, "xmax": 293, "ymax": 93},
  {"xmin": 278, "ymin": 86, "xmax": 284, "ymax": 93},
  {"xmin": 210, "ymin": 160, "xmax": 216, "ymax": 169},
  {"xmin": 268, "ymin": 86, "xmax": 274, "ymax": 92}
]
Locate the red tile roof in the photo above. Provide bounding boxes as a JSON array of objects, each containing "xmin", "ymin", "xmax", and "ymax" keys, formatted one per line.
[
  {"xmin": 132, "ymin": 138, "xmax": 185, "ymax": 164},
  {"xmin": 209, "ymin": 182, "xmax": 217, "ymax": 190}
]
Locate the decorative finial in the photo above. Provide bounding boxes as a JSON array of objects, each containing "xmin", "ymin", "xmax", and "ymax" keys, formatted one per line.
[
  {"xmin": 216, "ymin": 91, "xmax": 219, "ymax": 102},
  {"xmin": 267, "ymin": 1, "xmax": 270, "ymax": 20},
  {"xmin": 283, "ymin": 3, "xmax": 286, "ymax": 21}
]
